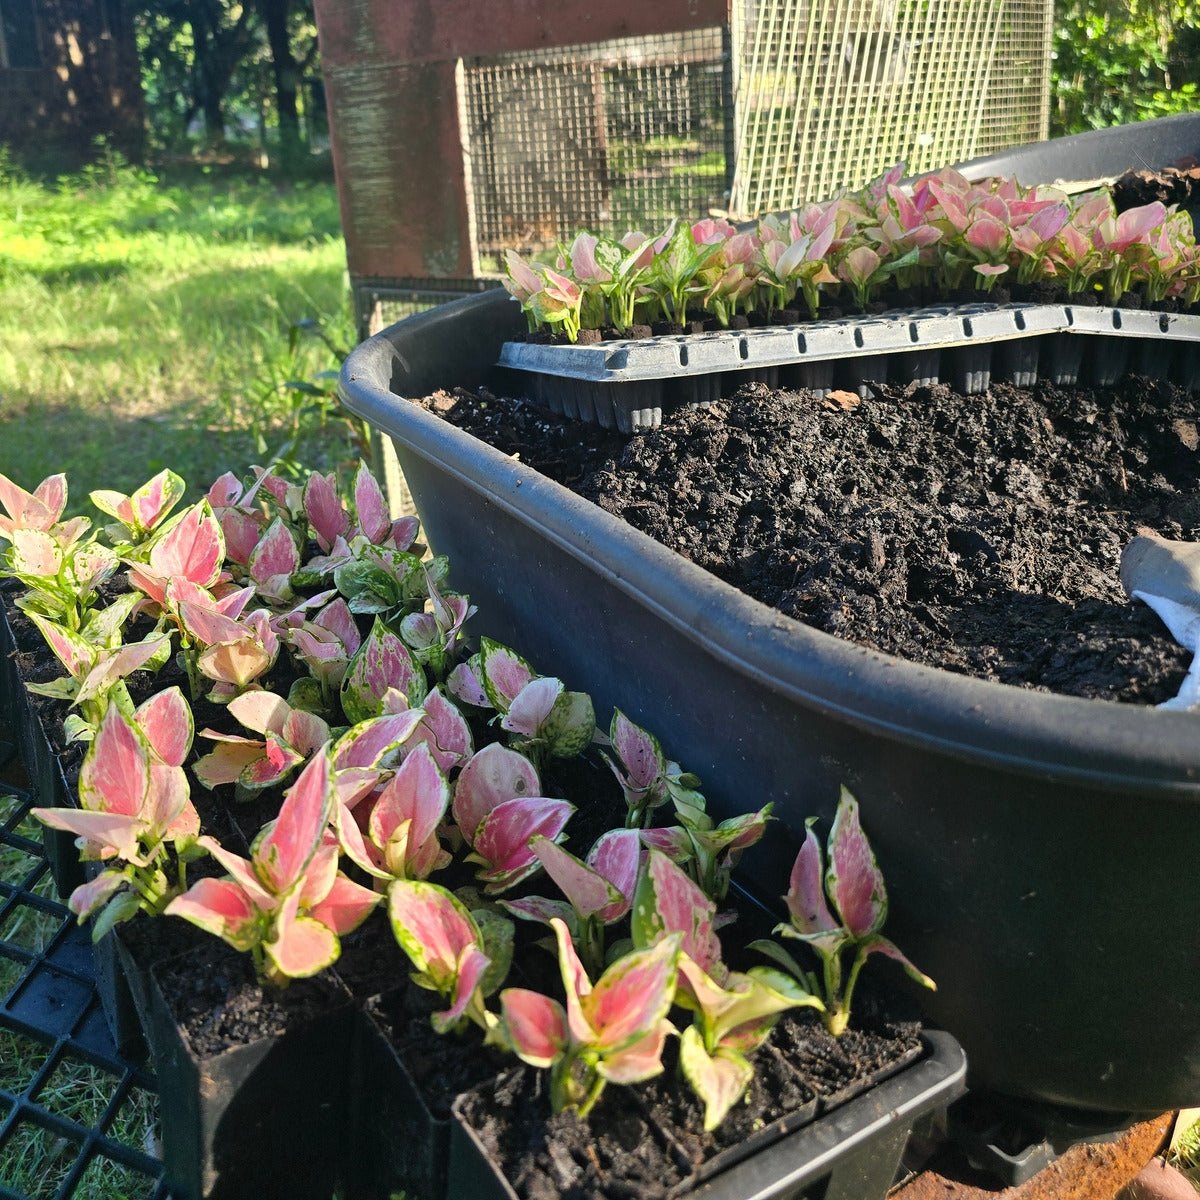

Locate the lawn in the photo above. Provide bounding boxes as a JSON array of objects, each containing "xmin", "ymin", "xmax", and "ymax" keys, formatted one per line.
[{"xmin": 0, "ymin": 154, "xmax": 357, "ymax": 511}]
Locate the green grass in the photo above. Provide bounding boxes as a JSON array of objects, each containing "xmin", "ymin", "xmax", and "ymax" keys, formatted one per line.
[{"xmin": 0, "ymin": 155, "xmax": 358, "ymax": 509}]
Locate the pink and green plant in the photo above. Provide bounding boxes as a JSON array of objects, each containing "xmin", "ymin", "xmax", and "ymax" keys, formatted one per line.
[
  {"xmin": 167, "ymin": 750, "xmax": 380, "ymax": 985},
  {"xmin": 90, "ymin": 469, "xmax": 186, "ymax": 549},
  {"xmin": 341, "ymin": 616, "xmax": 428, "ymax": 722},
  {"xmin": 750, "ymin": 787, "xmax": 935, "ymax": 1036},
  {"xmin": 33, "ymin": 695, "xmax": 202, "ymax": 936},
  {"xmin": 500, "ymin": 918, "xmax": 681, "ymax": 1117},
  {"xmin": 602, "ymin": 709, "xmax": 705, "ymax": 828}
]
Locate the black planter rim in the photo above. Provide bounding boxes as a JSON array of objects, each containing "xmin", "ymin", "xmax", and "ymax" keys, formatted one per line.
[{"xmin": 341, "ymin": 302, "xmax": 1200, "ymax": 802}]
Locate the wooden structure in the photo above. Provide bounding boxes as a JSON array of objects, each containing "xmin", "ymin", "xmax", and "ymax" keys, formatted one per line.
[{"xmin": 0, "ymin": 0, "xmax": 144, "ymax": 162}]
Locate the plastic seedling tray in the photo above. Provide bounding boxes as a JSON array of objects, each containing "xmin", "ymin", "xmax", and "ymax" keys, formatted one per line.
[
  {"xmin": 0, "ymin": 770, "xmax": 169, "ymax": 1200},
  {"xmin": 498, "ymin": 302, "xmax": 1200, "ymax": 431}
]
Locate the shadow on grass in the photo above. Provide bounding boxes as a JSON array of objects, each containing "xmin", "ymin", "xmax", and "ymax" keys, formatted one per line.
[{"xmin": 29, "ymin": 260, "xmax": 132, "ymax": 287}]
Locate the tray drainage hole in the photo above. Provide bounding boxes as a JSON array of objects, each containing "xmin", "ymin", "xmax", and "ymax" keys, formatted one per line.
[
  {"xmin": 1112, "ymin": 311, "xmax": 1123, "ymax": 330},
  {"xmin": 678, "ymin": 345, "xmax": 689, "ymax": 367},
  {"xmin": 854, "ymin": 329, "xmax": 865, "ymax": 348},
  {"xmin": 908, "ymin": 322, "xmax": 919, "ymax": 343},
  {"xmin": 962, "ymin": 318, "xmax": 974, "ymax": 336},
  {"xmin": 796, "ymin": 333, "xmax": 807, "ymax": 354},
  {"xmin": 738, "ymin": 338, "xmax": 750, "ymax": 361},
  {"xmin": 1160, "ymin": 314, "xmax": 1171, "ymax": 333},
  {"xmin": 1014, "ymin": 312, "xmax": 1026, "ymax": 331}
]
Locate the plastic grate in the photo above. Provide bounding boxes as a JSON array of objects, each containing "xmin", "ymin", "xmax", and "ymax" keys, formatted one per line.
[{"xmin": 0, "ymin": 735, "xmax": 170, "ymax": 1200}]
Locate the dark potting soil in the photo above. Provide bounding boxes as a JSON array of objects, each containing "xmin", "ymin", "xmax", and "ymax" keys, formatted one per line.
[
  {"xmin": 158, "ymin": 949, "xmax": 349, "ymax": 1056},
  {"xmin": 456, "ymin": 1004, "xmax": 921, "ymax": 1200},
  {"xmin": 334, "ymin": 908, "xmax": 408, "ymax": 1000},
  {"xmin": 367, "ymin": 978, "xmax": 511, "ymax": 1116},
  {"xmin": 425, "ymin": 377, "xmax": 1200, "ymax": 703}
]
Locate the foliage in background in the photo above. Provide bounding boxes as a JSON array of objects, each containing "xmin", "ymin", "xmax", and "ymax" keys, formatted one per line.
[
  {"xmin": 1052, "ymin": 0, "xmax": 1200, "ymax": 135},
  {"xmin": 0, "ymin": 151, "xmax": 353, "ymax": 508}
]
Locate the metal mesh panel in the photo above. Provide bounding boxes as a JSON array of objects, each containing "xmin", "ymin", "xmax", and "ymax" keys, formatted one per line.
[
  {"xmin": 462, "ymin": 29, "xmax": 732, "ymax": 272},
  {"xmin": 729, "ymin": 0, "xmax": 1053, "ymax": 215}
]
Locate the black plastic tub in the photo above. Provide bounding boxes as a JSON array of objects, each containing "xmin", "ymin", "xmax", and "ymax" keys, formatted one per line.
[
  {"xmin": 340, "ymin": 279, "xmax": 1200, "ymax": 1115},
  {"xmin": 448, "ymin": 1031, "xmax": 965, "ymax": 1200}
]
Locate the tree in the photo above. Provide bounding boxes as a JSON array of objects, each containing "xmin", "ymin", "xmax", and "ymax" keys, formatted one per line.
[{"xmin": 1052, "ymin": 0, "xmax": 1200, "ymax": 134}]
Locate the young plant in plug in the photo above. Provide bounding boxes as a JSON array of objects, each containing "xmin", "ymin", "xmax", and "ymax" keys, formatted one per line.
[
  {"xmin": 90, "ymin": 469, "xmax": 186, "ymax": 550},
  {"xmin": 388, "ymin": 879, "xmax": 512, "ymax": 1034},
  {"xmin": 125, "ymin": 499, "xmax": 225, "ymax": 609},
  {"xmin": 452, "ymin": 742, "xmax": 575, "ymax": 893},
  {"xmin": 501, "ymin": 829, "xmax": 641, "ymax": 977},
  {"xmin": 340, "ymin": 616, "xmax": 427, "ymax": 723},
  {"xmin": 632, "ymin": 850, "xmax": 820, "ymax": 1130},
  {"xmin": 750, "ymin": 787, "xmax": 935, "ymax": 1037},
  {"xmin": 472, "ymin": 638, "xmax": 595, "ymax": 766},
  {"xmin": 33, "ymin": 694, "xmax": 203, "ymax": 937},
  {"xmin": 334, "ymin": 743, "xmax": 452, "ymax": 885},
  {"xmin": 284, "ymin": 595, "xmax": 362, "ymax": 710},
  {"xmin": 602, "ymin": 709, "xmax": 705, "ymax": 828},
  {"xmin": 192, "ymin": 691, "xmax": 331, "ymax": 798},
  {"xmin": 334, "ymin": 543, "xmax": 444, "ymax": 627},
  {"xmin": 167, "ymin": 750, "xmax": 380, "ymax": 985},
  {"xmin": 640, "ymin": 801, "xmax": 772, "ymax": 902},
  {"xmin": 399, "ymin": 571, "xmax": 476, "ymax": 679},
  {"xmin": 24, "ymin": 613, "xmax": 170, "ymax": 743},
  {"xmin": 349, "ymin": 460, "xmax": 422, "ymax": 553},
  {"xmin": 500, "ymin": 918, "xmax": 680, "ymax": 1118}
]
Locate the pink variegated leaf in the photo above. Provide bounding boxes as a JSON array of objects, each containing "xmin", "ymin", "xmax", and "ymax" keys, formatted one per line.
[
  {"xmin": 610, "ymin": 710, "xmax": 663, "ymax": 791},
  {"xmin": 529, "ymin": 835, "xmax": 622, "ymax": 920},
  {"xmin": 447, "ymin": 659, "xmax": 489, "ymax": 708},
  {"xmin": 163, "ymin": 794, "xmax": 201, "ymax": 843},
  {"xmin": 197, "ymin": 638, "xmax": 273, "ymax": 691},
  {"xmin": 679, "ymin": 1026, "xmax": 752, "ymax": 1130},
  {"xmin": 228, "ymin": 690, "xmax": 291, "ymax": 736},
  {"xmin": 333, "ymin": 766, "xmax": 383, "ymax": 810},
  {"xmin": 206, "ymin": 471, "xmax": 244, "ymax": 507},
  {"xmin": 148, "ymin": 501, "xmax": 224, "ymax": 589},
  {"xmin": 240, "ymin": 734, "xmax": 304, "ymax": 788},
  {"xmin": 248, "ymin": 517, "xmax": 299, "ymax": 585},
  {"xmin": 499, "ymin": 895, "xmax": 576, "ymax": 927},
  {"xmin": 332, "ymin": 710, "xmax": 424, "ymax": 770},
  {"xmin": 369, "ymin": 744, "xmax": 450, "ymax": 879},
  {"xmin": 433, "ymin": 944, "xmax": 491, "ymax": 1032},
  {"xmin": 859, "ymin": 934, "xmax": 936, "ymax": 991},
  {"xmin": 143, "ymin": 760, "xmax": 189, "ymax": 833},
  {"xmin": 501, "ymin": 677, "xmax": 562, "ymax": 738},
  {"xmin": 288, "ymin": 625, "xmax": 348, "ymax": 686},
  {"xmin": 387, "ymin": 879, "xmax": 483, "ymax": 991},
  {"xmin": 785, "ymin": 819, "xmax": 841, "ymax": 947},
  {"xmin": 408, "ymin": 686, "xmax": 473, "ymax": 772},
  {"xmin": 478, "ymin": 639, "xmax": 534, "ymax": 711},
  {"xmin": 303, "ymin": 472, "xmax": 350, "ymax": 552},
  {"xmin": 193, "ymin": 739, "xmax": 265, "ymax": 789},
  {"xmin": 452, "ymin": 742, "xmax": 541, "ymax": 844},
  {"xmin": 341, "ymin": 618, "xmax": 426, "ymax": 723},
  {"xmin": 638, "ymin": 825, "xmax": 694, "ymax": 862},
  {"xmin": 551, "ymin": 917, "xmax": 597, "ymax": 1044},
  {"xmin": 134, "ymin": 687, "xmax": 193, "ymax": 768},
  {"xmin": 27, "ymin": 613, "xmax": 93, "ymax": 677},
  {"xmin": 353, "ymin": 461, "xmax": 391, "ymax": 544},
  {"xmin": 333, "ymin": 798, "xmax": 390, "ymax": 878},
  {"xmin": 0, "ymin": 472, "xmax": 63, "ymax": 532},
  {"xmin": 632, "ymin": 849, "xmax": 722, "ymax": 976},
  {"xmin": 839, "ymin": 245, "xmax": 881, "ymax": 287},
  {"xmin": 314, "ymin": 596, "xmax": 361, "ymax": 655},
  {"xmin": 178, "ymin": 600, "xmax": 246, "ymax": 647},
  {"xmin": 79, "ymin": 706, "xmax": 148, "ymax": 818},
  {"xmin": 219, "ymin": 508, "xmax": 264, "ymax": 567},
  {"xmin": 75, "ymin": 636, "xmax": 168, "ymax": 707},
  {"xmin": 281, "ymin": 708, "xmax": 331, "ymax": 754},
  {"xmin": 68, "ymin": 869, "xmax": 127, "ymax": 920},
  {"xmin": 388, "ymin": 515, "xmax": 421, "ymax": 552},
  {"xmin": 974, "ymin": 263, "xmax": 1009, "ymax": 278},
  {"xmin": 501, "ymin": 989, "xmax": 568, "ymax": 1066},
  {"xmin": 33, "ymin": 807, "xmax": 143, "ymax": 863},
  {"xmin": 583, "ymin": 929, "xmax": 680, "ymax": 1053},
  {"xmin": 470, "ymin": 797, "xmax": 575, "ymax": 893},
  {"xmin": 827, "ymin": 787, "xmax": 887, "ymax": 938},
  {"xmin": 254, "ymin": 750, "xmax": 334, "ymax": 895},
  {"xmin": 197, "ymin": 835, "xmax": 275, "ymax": 910},
  {"xmin": 130, "ymin": 469, "xmax": 185, "ymax": 532},
  {"xmin": 11, "ymin": 529, "xmax": 61, "ymax": 578},
  {"xmin": 166, "ymin": 877, "xmax": 261, "ymax": 950},
  {"xmin": 307, "ymin": 870, "xmax": 382, "ymax": 935},
  {"xmin": 587, "ymin": 829, "xmax": 642, "ymax": 923},
  {"xmin": 266, "ymin": 894, "xmax": 340, "ymax": 978},
  {"xmin": 600, "ymin": 1019, "xmax": 673, "ymax": 1085}
]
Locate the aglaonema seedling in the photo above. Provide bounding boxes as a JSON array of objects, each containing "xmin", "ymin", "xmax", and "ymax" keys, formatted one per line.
[{"xmin": 750, "ymin": 787, "xmax": 935, "ymax": 1037}]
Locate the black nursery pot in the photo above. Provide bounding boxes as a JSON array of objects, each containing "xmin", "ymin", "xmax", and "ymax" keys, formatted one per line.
[
  {"xmin": 448, "ymin": 1032, "xmax": 965, "ymax": 1200},
  {"xmin": 339, "ymin": 286, "xmax": 1200, "ymax": 1114},
  {"xmin": 147, "ymin": 949, "xmax": 354, "ymax": 1200}
]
